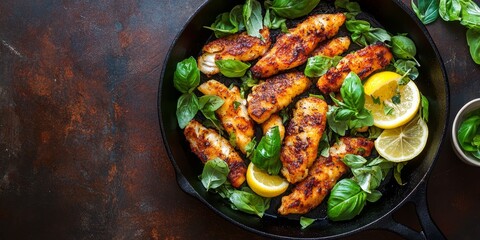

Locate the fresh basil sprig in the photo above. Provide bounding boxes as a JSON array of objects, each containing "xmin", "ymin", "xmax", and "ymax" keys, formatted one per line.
[
  {"xmin": 394, "ymin": 59, "xmax": 419, "ymax": 85},
  {"xmin": 327, "ymin": 72, "xmax": 374, "ymax": 136},
  {"xmin": 229, "ymin": 187, "xmax": 271, "ymax": 217},
  {"xmin": 304, "ymin": 55, "xmax": 342, "ymax": 78},
  {"xmin": 198, "ymin": 95, "xmax": 225, "ymax": 131},
  {"xmin": 264, "ymin": 9, "xmax": 288, "ymax": 32},
  {"xmin": 251, "ymin": 126, "xmax": 282, "ymax": 175},
  {"xmin": 265, "ymin": 0, "xmax": 321, "ymax": 19},
  {"xmin": 176, "ymin": 93, "xmax": 199, "ymax": 129},
  {"xmin": 327, "ymin": 155, "xmax": 401, "ymax": 221},
  {"xmin": 240, "ymin": 71, "xmax": 259, "ymax": 99},
  {"xmin": 411, "ymin": 0, "xmax": 440, "ymax": 24},
  {"xmin": 439, "ymin": 0, "xmax": 462, "ymax": 21},
  {"xmin": 345, "ymin": 19, "xmax": 391, "ymax": 47},
  {"xmin": 215, "ymin": 59, "xmax": 251, "ymax": 78},
  {"xmin": 205, "ymin": 5, "xmax": 245, "ymax": 38}
]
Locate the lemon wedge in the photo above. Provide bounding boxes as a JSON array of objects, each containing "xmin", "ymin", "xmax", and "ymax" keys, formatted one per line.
[
  {"xmin": 246, "ymin": 162, "xmax": 289, "ymax": 198},
  {"xmin": 374, "ymin": 116, "xmax": 429, "ymax": 162},
  {"xmin": 364, "ymin": 72, "xmax": 421, "ymax": 129}
]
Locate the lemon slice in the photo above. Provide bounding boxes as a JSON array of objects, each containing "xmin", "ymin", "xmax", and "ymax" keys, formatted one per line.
[
  {"xmin": 364, "ymin": 74, "xmax": 421, "ymax": 129},
  {"xmin": 364, "ymin": 71, "xmax": 401, "ymax": 101},
  {"xmin": 374, "ymin": 116, "xmax": 429, "ymax": 162},
  {"xmin": 246, "ymin": 162, "xmax": 289, "ymax": 198}
]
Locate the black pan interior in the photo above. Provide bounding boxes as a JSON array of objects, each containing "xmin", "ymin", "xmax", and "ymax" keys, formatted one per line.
[{"xmin": 158, "ymin": 0, "xmax": 448, "ymax": 238}]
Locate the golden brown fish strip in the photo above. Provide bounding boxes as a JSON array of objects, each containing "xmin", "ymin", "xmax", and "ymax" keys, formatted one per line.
[
  {"xmin": 197, "ymin": 28, "xmax": 271, "ymax": 76},
  {"xmin": 251, "ymin": 13, "xmax": 346, "ymax": 79},
  {"xmin": 280, "ymin": 97, "xmax": 328, "ymax": 184},
  {"xmin": 278, "ymin": 137, "xmax": 374, "ymax": 215},
  {"xmin": 184, "ymin": 120, "xmax": 246, "ymax": 188},
  {"xmin": 311, "ymin": 36, "xmax": 351, "ymax": 57},
  {"xmin": 316, "ymin": 42, "xmax": 393, "ymax": 94},
  {"xmin": 247, "ymin": 71, "xmax": 311, "ymax": 124},
  {"xmin": 197, "ymin": 80, "xmax": 254, "ymax": 155},
  {"xmin": 261, "ymin": 114, "xmax": 285, "ymax": 141}
]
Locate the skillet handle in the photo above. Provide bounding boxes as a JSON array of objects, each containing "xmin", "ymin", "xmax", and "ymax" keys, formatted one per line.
[{"xmin": 378, "ymin": 179, "xmax": 446, "ymax": 240}]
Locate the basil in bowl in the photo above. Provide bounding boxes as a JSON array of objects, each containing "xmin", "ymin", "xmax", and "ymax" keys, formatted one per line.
[{"xmin": 452, "ymin": 98, "xmax": 480, "ymax": 167}]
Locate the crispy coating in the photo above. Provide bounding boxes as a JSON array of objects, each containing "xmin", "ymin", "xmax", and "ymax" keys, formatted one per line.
[
  {"xmin": 280, "ymin": 97, "xmax": 328, "ymax": 184},
  {"xmin": 311, "ymin": 36, "xmax": 351, "ymax": 57},
  {"xmin": 261, "ymin": 114, "xmax": 285, "ymax": 141},
  {"xmin": 316, "ymin": 42, "xmax": 393, "ymax": 94},
  {"xmin": 198, "ymin": 80, "xmax": 254, "ymax": 155},
  {"xmin": 197, "ymin": 28, "xmax": 271, "ymax": 76},
  {"xmin": 184, "ymin": 120, "xmax": 246, "ymax": 188},
  {"xmin": 251, "ymin": 13, "xmax": 346, "ymax": 78},
  {"xmin": 278, "ymin": 137, "xmax": 374, "ymax": 215},
  {"xmin": 247, "ymin": 71, "xmax": 311, "ymax": 124}
]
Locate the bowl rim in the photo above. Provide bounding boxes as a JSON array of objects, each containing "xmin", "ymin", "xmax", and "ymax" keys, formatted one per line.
[{"xmin": 451, "ymin": 98, "xmax": 480, "ymax": 166}]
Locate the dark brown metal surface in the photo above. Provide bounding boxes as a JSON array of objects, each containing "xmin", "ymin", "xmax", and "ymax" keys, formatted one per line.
[{"xmin": 0, "ymin": 0, "xmax": 479, "ymax": 239}]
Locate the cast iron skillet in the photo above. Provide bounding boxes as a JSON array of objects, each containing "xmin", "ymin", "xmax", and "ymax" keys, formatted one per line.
[{"xmin": 159, "ymin": 0, "xmax": 449, "ymax": 239}]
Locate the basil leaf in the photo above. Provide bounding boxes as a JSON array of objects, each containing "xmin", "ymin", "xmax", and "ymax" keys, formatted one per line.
[
  {"xmin": 267, "ymin": 0, "xmax": 321, "ymax": 19},
  {"xmin": 318, "ymin": 131, "xmax": 331, "ymax": 157},
  {"xmin": 341, "ymin": 72, "xmax": 365, "ymax": 111},
  {"xmin": 394, "ymin": 59, "xmax": 419, "ymax": 84},
  {"xmin": 366, "ymin": 190, "xmax": 383, "ymax": 203},
  {"xmin": 176, "ymin": 93, "xmax": 199, "ymax": 129},
  {"xmin": 264, "ymin": 9, "xmax": 288, "ymax": 32},
  {"xmin": 327, "ymin": 179, "xmax": 367, "ymax": 221},
  {"xmin": 304, "ymin": 55, "xmax": 341, "ymax": 78},
  {"xmin": 394, "ymin": 162, "xmax": 407, "ymax": 185},
  {"xmin": 215, "ymin": 59, "xmax": 251, "ymax": 78},
  {"xmin": 251, "ymin": 126, "xmax": 282, "ymax": 175},
  {"xmin": 173, "ymin": 56, "xmax": 200, "ymax": 93},
  {"xmin": 204, "ymin": 5, "xmax": 245, "ymax": 38},
  {"xmin": 244, "ymin": 0, "xmax": 264, "ymax": 39},
  {"xmin": 459, "ymin": 0, "xmax": 480, "ymax": 30},
  {"xmin": 230, "ymin": 5, "xmax": 245, "ymax": 31},
  {"xmin": 327, "ymin": 106, "xmax": 349, "ymax": 136},
  {"xmin": 200, "ymin": 158, "xmax": 230, "ymax": 191},
  {"xmin": 466, "ymin": 28, "xmax": 480, "ymax": 64},
  {"xmin": 472, "ymin": 148, "xmax": 480, "ymax": 160},
  {"xmin": 439, "ymin": 0, "xmax": 462, "ymax": 21},
  {"xmin": 229, "ymin": 188, "xmax": 270, "ymax": 217},
  {"xmin": 411, "ymin": 0, "xmax": 440, "ymax": 24},
  {"xmin": 240, "ymin": 71, "xmax": 259, "ymax": 98},
  {"xmin": 352, "ymin": 166, "xmax": 383, "ymax": 193},
  {"xmin": 391, "ymin": 35, "xmax": 420, "ymax": 65},
  {"xmin": 343, "ymin": 154, "xmax": 367, "ymax": 168},
  {"xmin": 420, "ymin": 94, "xmax": 430, "ymax": 122},
  {"xmin": 198, "ymin": 95, "xmax": 224, "ymax": 132},
  {"xmin": 335, "ymin": 108, "xmax": 357, "ymax": 121},
  {"xmin": 345, "ymin": 20, "xmax": 391, "ymax": 46},
  {"xmin": 457, "ymin": 115, "xmax": 480, "ymax": 151},
  {"xmin": 300, "ymin": 217, "xmax": 316, "ymax": 229}
]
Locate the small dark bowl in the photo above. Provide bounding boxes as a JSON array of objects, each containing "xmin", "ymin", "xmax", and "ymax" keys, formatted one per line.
[{"xmin": 451, "ymin": 98, "xmax": 480, "ymax": 167}]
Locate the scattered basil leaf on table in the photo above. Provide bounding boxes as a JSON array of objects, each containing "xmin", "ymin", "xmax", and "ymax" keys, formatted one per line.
[
  {"xmin": 266, "ymin": 0, "xmax": 321, "ymax": 19},
  {"xmin": 466, "ymin": 28, "xmax": 480, "ymax": 64},
  {"xmin": 173, "ymin": 56, "xmax": 200, "ymax": 93},
  {"xmin": 200, "ymin": 158, "xmax": 230, "ymax": 191},
  {"xmin": 439, "ymin": 0, "xmax": 462, "ymax": 21},
  {"xmin": 176, "ymin": 93, "xmax": 199, "ymax": 129},
  {"xmin": 411, "ymin": 0, "xmax": 440, "ymax": 24},
  {"xmin": 251, "ymin": 126, "xmax": 282, "ymax": 175},
  {"xmin": 327, "ymin": 178, "xmax": 367, "ymax": 221},
  {"xmin": 459, "ymin": 0, "xmax": 480, "ymax": 29},
  {"xmin": 244, "ymin": 0, "xmax": 264, "ymax": 39},
  {"xmin": 215, "ymin": 59, "xmax": 251, "ymax": 78},
  {"xmin": 304, "ymin": 55, "xmax": 342, "ymax": 78}
]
